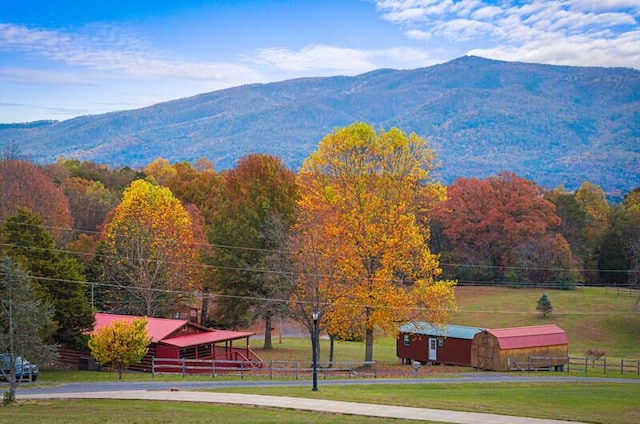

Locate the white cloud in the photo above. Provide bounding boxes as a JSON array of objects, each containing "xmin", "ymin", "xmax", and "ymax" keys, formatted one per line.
[
  {"xmin": 248, "ymin": 44, "xmax": 434, "ymax": 74},
  {"xmin": 374, "ymin": 0, "xmax": 640, "ymax": 69},
  {"xmin": 0, "ymin": 23, "xmax": 261, "ymax": 84}
]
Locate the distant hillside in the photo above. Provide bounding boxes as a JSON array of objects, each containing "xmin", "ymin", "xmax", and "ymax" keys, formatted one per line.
[{"xmin": 2, "ymin": 56, "xmax": 639, "ymax": 197}]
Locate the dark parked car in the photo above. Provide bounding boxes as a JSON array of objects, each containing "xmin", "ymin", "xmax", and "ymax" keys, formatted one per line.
[{"xmin": 0, "ymin": 354, "xmax": 39, "ymax": 382}]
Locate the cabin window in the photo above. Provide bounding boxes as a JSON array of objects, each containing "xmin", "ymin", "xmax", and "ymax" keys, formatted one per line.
[
  {"xmin": 438, "ymin": 338, "xmax": 444, "ymax": 347},
  {"xmin": 403, "ymin": 334, "xmax": 411, "ymax": 346}
]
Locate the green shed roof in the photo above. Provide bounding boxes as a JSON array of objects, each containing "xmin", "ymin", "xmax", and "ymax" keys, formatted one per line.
[{"xmin": 400, "ymin": 322, "xmax": 485, "ymax": 340}]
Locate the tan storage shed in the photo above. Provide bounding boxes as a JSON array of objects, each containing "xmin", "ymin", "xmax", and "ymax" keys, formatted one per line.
[{"xmin": 471, "ymin": 324, "xmax": 569, "ymax": 371}]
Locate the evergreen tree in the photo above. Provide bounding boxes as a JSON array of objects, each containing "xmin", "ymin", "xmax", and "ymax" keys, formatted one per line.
[
  {"xmin": 536, "ymin": 293, "xmax": 553, "ymax": 318},
  {"xmin": 1, "ymin": 209, "xmax": 94, "ymax": 348},
  {"xmin": 0, "ymin": 255, "xmax": 57, "ymax": 403}
]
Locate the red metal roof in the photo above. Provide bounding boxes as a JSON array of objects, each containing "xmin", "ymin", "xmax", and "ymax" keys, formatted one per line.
[
  {"xmin": 94, "ymin": 313, "xmax": 189, "ymax": 342},
  {"xmin": 93, "ymin": 313, "xmax": 255, "ymax": 347},
  {"xmin": 488, "ymin": 324, "xmax": 568, "ymax": 349},
  {"xmin": 160, "ymin": 330, "xmax": 255, "ymax": 348}
]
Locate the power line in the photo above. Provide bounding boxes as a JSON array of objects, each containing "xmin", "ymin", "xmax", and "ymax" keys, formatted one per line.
[
  {"xmin": 1, "ymin": 271, "xmax": 638, "ymax": 316},
  {"xmin": 1, "ymin": 219, "xmax": 635, "ymax": 276}
]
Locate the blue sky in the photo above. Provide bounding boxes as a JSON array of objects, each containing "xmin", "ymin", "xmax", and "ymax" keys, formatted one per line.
[{"xmin": 1, "ymin": 0, "xmax": 639, "ymax": 123}]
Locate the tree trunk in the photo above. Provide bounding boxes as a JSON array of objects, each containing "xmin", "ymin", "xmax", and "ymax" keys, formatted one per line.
[
  {"xmin": 328, "ymin": 335, "xmax": 335, "ymax": 368},
  {"xmin": 200, "ymin": 289, "xmax": 210, "ymax": 326},
  {"xmin": 364, "ymin": 327, "xmax": 374, "ymax": 363},
  {"xmin": 263, "ymin": 313, "xmax": 273, "ymax": 349},
  {"xmin": 8, "ymin": 372, "xmax": 16, "ymax": 403}
]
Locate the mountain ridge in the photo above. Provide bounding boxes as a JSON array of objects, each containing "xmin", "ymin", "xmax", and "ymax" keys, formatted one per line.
[{"xmin": 2, "ymin": 56, "xmax": 639, "ymax": 196}]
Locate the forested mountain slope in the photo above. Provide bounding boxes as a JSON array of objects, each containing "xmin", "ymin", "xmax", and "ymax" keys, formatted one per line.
[{"xmin": 2, "ymin": 56, "xmax": 639, "ymax": 196}]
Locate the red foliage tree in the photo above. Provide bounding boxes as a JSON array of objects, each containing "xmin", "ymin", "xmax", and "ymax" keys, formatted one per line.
[
  {"xmin": 0, "ymin": 159, "xmax": 72, "ymax": 238},
  {"xmin": 441, "ymin": 172, "xmax": 561, "ymax": 282}
]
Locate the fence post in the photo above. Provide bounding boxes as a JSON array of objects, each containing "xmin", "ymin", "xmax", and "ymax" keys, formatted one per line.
[
  {"xmin": 603, "ymin": 357, "xmax": 606, "ymax": 374},
  {"xmin": 584, "ymin": 357, "xmax": 588, "ymax": 373},
  {"xmin": 152, "ymin": 357, "xmax": 156, "ymax": 377},
  {"xmin": 295, "ymin": 362, "xmax": 298, "ymax": 380},
  {"xmin": 269, "ymin": 360, "xmax": 273, "ymax": 380},
  {"xmin": 182, "ymin": 358, "xmax": 186, "ymax": 377},
  {"xmin": 211, "ymin": 359, "xmax": 215, "ymax": 378},
  {"xmin": 621, "ymin": 359, "xmax": 623, "ymax": 375},
  {"xmin": 240, "ymin": 360, "xmax": 244, "ymax": 379}
]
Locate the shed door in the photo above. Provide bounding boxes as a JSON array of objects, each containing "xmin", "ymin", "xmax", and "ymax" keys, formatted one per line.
[{"xmin": 428, "ymin": 337, "xmax": 437, "ymax": 361}]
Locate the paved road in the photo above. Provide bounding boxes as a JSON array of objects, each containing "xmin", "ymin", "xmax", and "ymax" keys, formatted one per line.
[
  {"xmin": 9, "ymin": 374, "xmax": 638, "ymax": 423},
  {"xmin": 9, "ymin": 372, "xmax": 639, "ymax": 395}
]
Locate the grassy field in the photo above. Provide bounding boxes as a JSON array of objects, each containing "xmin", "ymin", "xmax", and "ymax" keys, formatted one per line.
[
  {"xmin": 215, "ymin": 381, "xmax": 640, "ymax": 424},
  {"xmin": 451, "ymin": 286, "xmax": 640, "ymax": 358},
  {"xmin": 252, "ymin": 286, "xmax": 640, "ymax": 363},
  {"xmin": 2, "ymin": 286, "xmax": 638, "ymax": 423},
  {"xmin": 2, "ymin": 380, "xmax": 639, "ymax": 424},
  {"xmin": 0, "ymin": 399, "xmax": 423, "ymax": 424}
]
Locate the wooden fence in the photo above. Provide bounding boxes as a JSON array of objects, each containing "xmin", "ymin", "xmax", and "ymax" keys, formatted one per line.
[
  {"xmin": 510, "ymin": 355, "xmax": 640, "ymax": 375},
  {"xmin": 151, "ymin": 358, "xmax": 377, "ymax": 379},
  {"xmin": 565, "ymin": 356, "xmax": 640, "ymax": 375}
]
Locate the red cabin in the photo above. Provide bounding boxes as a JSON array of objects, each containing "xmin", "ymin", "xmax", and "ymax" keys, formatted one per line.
[
  {"xmin": 89, "ymin": 313, "xmax": 261, "ymax": 372},
  {"xmin": 397, "ymin": 322, "xmax": 485, "ymax": 366}
]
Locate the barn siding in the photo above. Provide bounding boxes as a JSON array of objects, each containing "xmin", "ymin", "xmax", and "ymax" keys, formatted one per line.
[
  {"xmin": 397, "ymin": 332, "xmax": 476, "ymax": 366},
  {"xmin": 396, "ymin": 333, "xmax": 429, "ymax": 363},
  {"xmin": 471, "ymin": 327, "xmax": 569, "ymax": 371},
  {"xmin": 437, "ymin": 337, "xmax": 474, "ymax": 366}
]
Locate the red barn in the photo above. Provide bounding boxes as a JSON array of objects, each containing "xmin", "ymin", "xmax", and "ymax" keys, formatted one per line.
[
  {"xmin": 471, "ymin": 324, "xmax": 569, "ymax": 371},
  {"xmin": 397, "ymin": 322, "xmax": 485, "ymax": 366}
]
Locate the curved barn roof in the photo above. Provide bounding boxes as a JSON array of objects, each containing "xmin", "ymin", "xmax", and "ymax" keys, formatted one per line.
[{"xmin": 488, "ymin": 324, "xmax": 568, "ymax": 349}]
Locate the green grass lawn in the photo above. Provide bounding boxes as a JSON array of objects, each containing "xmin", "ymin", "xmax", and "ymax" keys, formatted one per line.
[
  {"xmin": 253, "ymin": 286, "xmax": 640, "ymax": 364},
  {"xmin": 0, "ymin": 399, "xmax": 425, "ymax": 424},
  {"xmin": 3, "ymin": 286, "xmax": 638, "ymax": 423},
  {"xmin": 214, "ymin": 381, "xmax": 640, "ymax": 424},
  {"xmin": 452, "ymin": 286, "xmax": 640, "ymax": 358},
  {"xmin": 3, "ymin": 380, "xmax": 639, "ymax": 424}
]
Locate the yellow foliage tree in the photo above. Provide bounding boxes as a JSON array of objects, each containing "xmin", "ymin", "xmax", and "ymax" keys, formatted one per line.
[
  {"xmin": 296, "ymin": 122, "xmax": 456, "ymax": 362},
  {"xmin": 144, "ymin": 157, "xmax": 177, "ymax": 185},
  {"xmin": 88, "ymin": 317, "xmax": 152, "ymax": 380},
  {"xmin": 100, "ymin": 179, "xmax": 199, "ymax": 316}
]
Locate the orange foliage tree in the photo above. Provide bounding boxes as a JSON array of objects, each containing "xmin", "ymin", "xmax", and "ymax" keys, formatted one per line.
[
  {"xmin": 98, "ymin": 179, "xmax": 200, "ymax": 316},
  {"xmin": 295, "ymin": 122, "xmax": 456, "ymax": 363},
  {"xmin": 440, "ymin": 173, "xmax": 573, "ymax": 286},
  {"xmin": 0, "ymin": 159, "xmax": 72, "ymax": 238}
]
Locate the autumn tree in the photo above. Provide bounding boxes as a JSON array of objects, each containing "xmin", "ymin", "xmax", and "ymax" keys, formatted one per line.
[
  {"xmin": 148, "ymin": 159, "xmax": 224, "ymax": 324},
  {"xmin": 54, "ymin": 158, "xmax": 144, "ymax": 192},
  {"xmin": 144, "ymin": 157, "xmax": 177, "ymax": 186},
  {"xmin": 574, "ymin": 182, "xmax": 611, "ymax": 284},
  {"xmin": 0, "ymin": 159, "xmax": 72, "ymax": 239},
  {"xmin": 296, "ymin": 123, "xmax": 456, "ymax": 363},
  {"xmin": 440, "ymin": 173, "xmax": 565, "ymax": 285},
  {"xmin": 208, "ymin": 154, "xmax": 298, "ymax": 348},
  {"xmin": 63, "ymin": 177, "xmax": 119, "ymax": 233},
  {"xmin": 98, "ymin": 179, "xmax": 200, "ymax": 317},
  {"xmin": 287, "ymin": 203, "xmax": 352, "ymax": 365},
  {"xmin": 0, "ymin": 255, "xmax": 57, "ymax": 403},
  {"xmin": 1, "ymin": 210, "xmax": 94, "ymax": 347},
  {"xmin": 88, "ymin": 317, "xmax": 151, "ymax": 380},
  {"xmin": 606, "ymin": 188, "xmax": 640, "ymax": 291},
  {"xmin": 164, "ymin": 160, "xmax": 224, "ymax": 225}
]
